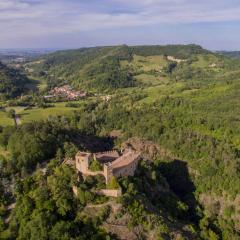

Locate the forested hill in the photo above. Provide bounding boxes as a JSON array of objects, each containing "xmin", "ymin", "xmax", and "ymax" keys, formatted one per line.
[
  {"xmin": 26, "ymin": 44, "xmax": 210, "ymax": 90},
  {"xmin": 218, "ymin": 51, "xmax": 240, "ymax": 59},
  {"xmin": 0, "ymin": 62, "xmax": 29, "ymax": 100},
  {"xmin": 131, "ymin": 44, "xmax": 208, "ymax": 57}
]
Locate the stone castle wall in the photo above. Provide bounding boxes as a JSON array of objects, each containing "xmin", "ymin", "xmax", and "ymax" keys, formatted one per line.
[
  {"xmin": 111, "ymin": 156, "xmax": 140, "ymax": 179},
  {"xmin": 95, "ymin": 189, "xmax": 122, "ymax": 197},
  {"xmin": 76, "ymin": 152, "xmax": 106, "ymax": 179},
  {"xmin": 73, "ymin": 186, "xmax": 122, "ymax": 198},
  {"xmin": 75, "ymin": 150, "xmax": 141, "ymax": 197}
]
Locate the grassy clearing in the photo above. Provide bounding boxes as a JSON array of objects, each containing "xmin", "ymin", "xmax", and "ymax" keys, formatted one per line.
[
  {"xmin": 1, "ymin": 103, "xmax": 79, "ymax": 126},
  {"xmin": 5, "ymin": 106, "xmax": 27, "ymax": 114},
  {"xmin": 135, "ymin": 74, "xmax": 167, "ymax": 86},
  {"xmin": 20, "ymin": 103, "xmax": 80, "ymax": 123},
  {"xmin": 121, "ymin": 54, "xmax": 168, "ymax": 73},
  {"xmin": 140, "ymin": 82, "xmax": 184, "ymax": 104},
  {"xmin": 186, "ymin": 84, "xmax": 231, "ymax": 104},
  {"xmin": 132, "ymin": 55, "xmax": 168, "ymax": 72},
  {"xmin": 0, "ymin": 111, "xmax": 14, "ymax": 127},
  {"xmin": 144, "ymin": 55, "xmax": 168, "ymax": 69},
  {"xmin": 0, "ymin": 98, "xmax": 97, "ymax": 126},
  {"xmin": 191, "ymin": 54, "xmax": 220, "ymax": 68},
  {"xmin": 122, "ymin": 54, "xmax": 170, "ymax": 87},
  {"xmin": 27, "ymin": 76, "xmax": 48, "ymax": 91}
]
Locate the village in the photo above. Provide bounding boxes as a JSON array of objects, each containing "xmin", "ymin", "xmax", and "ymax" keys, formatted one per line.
[{"xmin": 45, "ymin": 85, "xmax": 87, "ymax": 101}]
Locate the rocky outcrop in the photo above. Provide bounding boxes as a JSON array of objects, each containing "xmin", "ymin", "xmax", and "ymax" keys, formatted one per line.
[{"xmin": 122, "ymin": 137, "xmax": 173, "ymax": 160}]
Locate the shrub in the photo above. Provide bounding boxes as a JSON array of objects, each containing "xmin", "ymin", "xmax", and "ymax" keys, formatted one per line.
[
  {"xmin": 107, "ymin": 176, "xmax": 120, "ymax": 190},
  {"xmin": 89, "ymin": 158, "xmax": 103, "ymax": 171}
]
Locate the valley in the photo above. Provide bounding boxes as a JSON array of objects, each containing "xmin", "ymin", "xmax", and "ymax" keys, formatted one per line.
[{"xmin": 0, "ymin": 44, "xmax": 240, "ymax": 240}]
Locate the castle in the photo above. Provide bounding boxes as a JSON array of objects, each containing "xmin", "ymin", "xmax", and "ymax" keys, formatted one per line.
[{"xmin": 75, "ymin": 149, "xmax": 141, "ymax": 184}]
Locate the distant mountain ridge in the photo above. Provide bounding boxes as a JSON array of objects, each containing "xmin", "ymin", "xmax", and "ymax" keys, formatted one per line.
[{"xmin": 217, "ymin": 51, "xmax": 240, "ymax": 59}]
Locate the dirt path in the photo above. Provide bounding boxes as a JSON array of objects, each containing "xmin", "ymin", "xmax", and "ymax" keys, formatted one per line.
[
  {"xmin": 4, "ymin": 202, "xmax": 16, "ymax": 224},
  {"xmin": 15, "ymin": 115, "xmax": 21, "ymax": 126}
]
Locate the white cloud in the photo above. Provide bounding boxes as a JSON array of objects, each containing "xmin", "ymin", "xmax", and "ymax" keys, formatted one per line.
[
  {"xmin": 0, "ymin": 0, "xmax": 240, "ymax": 46},
  {"xmin": 0, "ymin": 0, "xmax": 29, "ymax": 10}
]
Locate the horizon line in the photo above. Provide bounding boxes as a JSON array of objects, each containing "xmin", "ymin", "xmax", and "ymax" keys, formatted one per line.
[{"xmin": 0, "ymin": 43, "xmax": 239, "ymax": 52}]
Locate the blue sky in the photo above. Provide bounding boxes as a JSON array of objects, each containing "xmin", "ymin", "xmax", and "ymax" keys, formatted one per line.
[{"xmin": 1, "ymin": 0, "xmax": 240, "ymax": 50}]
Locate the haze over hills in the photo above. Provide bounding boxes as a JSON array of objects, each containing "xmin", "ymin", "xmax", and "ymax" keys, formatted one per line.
[
  {"xmin": 0, "ymin": 44, "xmax": 240, "ymax": 239},
  {"xmin": 218, "ymin": 51, "xmax": 240, "ymax": 59},
  {"xmin": 0, "ymin": 49, "xmax": 58, "ymax": 65}
]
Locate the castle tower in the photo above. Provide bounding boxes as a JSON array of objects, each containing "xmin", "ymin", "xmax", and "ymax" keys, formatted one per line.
[{"xmin": 76, "ymin": 152, "xmax": 92, "ymax": 174}]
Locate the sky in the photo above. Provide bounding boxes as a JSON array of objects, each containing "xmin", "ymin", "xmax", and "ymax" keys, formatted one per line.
[{"xmin": 1, "ymin": 0, "xmax": 240, "ymax": 50}]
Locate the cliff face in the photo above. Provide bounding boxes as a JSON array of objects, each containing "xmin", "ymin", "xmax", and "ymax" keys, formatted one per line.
[{"xmin": 122, "ymin": 137, "xmax": 173, "ymax": 160}]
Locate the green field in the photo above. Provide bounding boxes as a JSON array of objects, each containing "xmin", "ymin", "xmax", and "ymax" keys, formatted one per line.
[
  {"xmin": 5, "ymin": 106, "xmax": 27, "ymax": 114},
  {"xmin": 21, "ymin": 103, "xmax": 77, "ymax": 123},
  {"xmin": 140, "ymin": 82, "xmax": 184, "ymax": 104},
  {"xmin": 121, "ymin": 54, "xmax": 169, "ymax": 86},
  {"xmin": 0, "ymin": 111, "xmax": 14, "ymax": 126},
  {"xmin": 130, "ymin": 55, "xmax": 168, "ymax": 71},
  {"xmin": 135, "ymin": 73, "xmax": 168, "ymax": 86},
  {"xmin": 0, "ymin": 101, "xmax": 89, "ymax": 126}
]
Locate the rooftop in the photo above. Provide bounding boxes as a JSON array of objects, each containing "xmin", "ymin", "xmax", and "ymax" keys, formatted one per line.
[
  {"xmin": 109, "ymin": 151, "xmax": 140, "ymax": 169},
  {"xmin": 95, "ymin": 150, "xmax": 120, "ymax": 163},
  {"xmin": 76, "ymin": 151, "xmax": 91, "ymax": 157}
]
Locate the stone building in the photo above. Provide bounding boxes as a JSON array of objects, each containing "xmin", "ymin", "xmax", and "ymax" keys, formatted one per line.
[{"xmin": 75, "ymin": 149, "xmax": 141, "ymax": 184}]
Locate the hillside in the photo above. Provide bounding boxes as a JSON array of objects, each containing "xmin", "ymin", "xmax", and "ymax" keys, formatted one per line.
[
  {"xmin": 1, "ymin": 44, "xmax": 240, "ymax": 239},
  {"xmin": 218, "ymin": 51, "xmax": 240, "ymax": 59},
  {"xmin": 0, "ymin": 120, "xmax": 200, "ymax": 240},
  {"xmin": 0, "ymin": 62, "xmax": 29, "ymax": 100},
  {"xmin": 25, "ymin": 44, "xmax": 210, "ymax": 91}
]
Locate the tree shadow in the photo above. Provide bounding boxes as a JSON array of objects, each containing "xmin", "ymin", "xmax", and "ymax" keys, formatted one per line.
[
  {"xmin": 158, "ymin": 159, "xmax": 200, "ymax": 223},
  {"xmin": 73, "ymin": 133, "xmax": 114, "ymax": 153}
]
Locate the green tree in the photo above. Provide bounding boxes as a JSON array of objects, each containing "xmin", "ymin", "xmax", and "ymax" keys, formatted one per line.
[
  {"xmin": 107, "ymin": 176, "xmax": 120, "ymax": 190},
  {"xmin": 63, "ymin": 142, "xmax": 78, "ymax": 159},
  {"xmin": 7, "ymin": 109, "xmax": 15, "ymax": 119},
  {"xmin": 89, "ymin": 157, "xmax": 103, "ymax": 171},
  {"xmin": 47, "ymin": 165, "xmax": 76, "ymax": 216}
]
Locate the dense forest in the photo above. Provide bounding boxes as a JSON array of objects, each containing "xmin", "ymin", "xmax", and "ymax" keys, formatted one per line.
[{"xmin": 0, "ymin": 62, "xmax": 29, "ymax": 100}]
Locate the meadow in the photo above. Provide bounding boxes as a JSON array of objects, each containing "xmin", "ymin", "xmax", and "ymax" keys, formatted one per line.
[
  {"xmin": 0, "ymin": 102, "xmax": 81, "ymax": 126},
  {"xmin": 0, "ymin": 111, "xmax": 14, "ymax": 126},
  {"xmin": 21, "ymin": 102, "xmax": 76, "ymax": 123}
]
